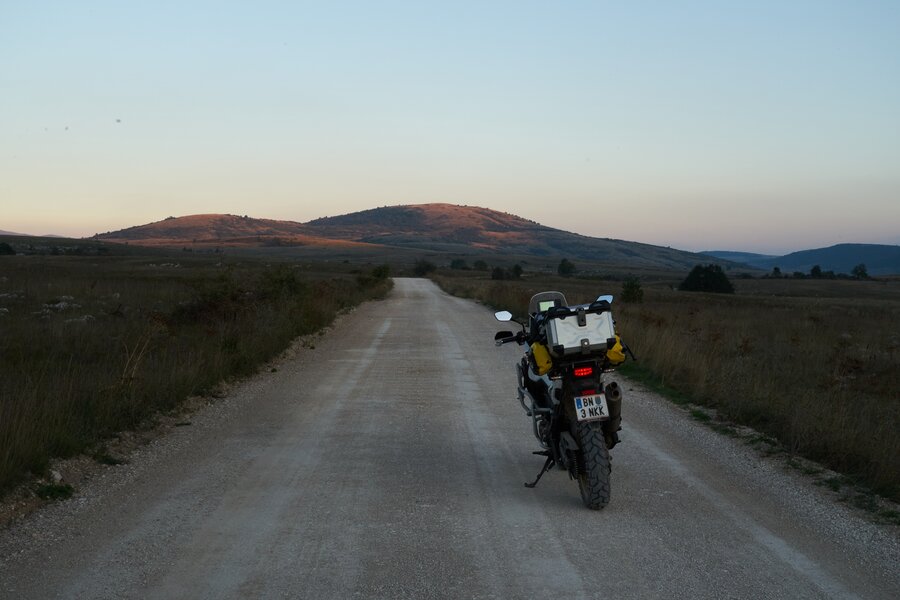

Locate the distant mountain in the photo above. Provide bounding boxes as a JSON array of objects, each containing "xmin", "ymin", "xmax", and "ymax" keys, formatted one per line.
[
  {"xmin": 701, "ymin": 250, "xmax": 778, "ymax": 265},
  {"xmin": 0, "ymin": 229, "xmax": 65, "ymax": 238},
  {"xmin": 95, "ymin": 204, "xmax": 730, "ymax": 271},
  {"xmin": 93, "ymin": 214, "xmax": 374, "ymax": 250},
  {"xmin": 705, "ymin": 244, "xmax": 900, "ymax": 276}
]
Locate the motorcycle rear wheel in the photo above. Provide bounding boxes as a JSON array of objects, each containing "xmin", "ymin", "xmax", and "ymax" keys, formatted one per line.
[{"xmin": 575, "ymin": 421, "xmax": 611, "ymax": 509}]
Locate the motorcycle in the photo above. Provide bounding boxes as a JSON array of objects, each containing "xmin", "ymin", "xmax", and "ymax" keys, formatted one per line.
[{"xmin": 494, "ymin": 291, "xmax": 634, "ymax": 509}]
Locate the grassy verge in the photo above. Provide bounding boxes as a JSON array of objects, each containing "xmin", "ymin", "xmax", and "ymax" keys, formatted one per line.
[
  {"xmin": 432, "ymin": 270, "xmax": 900, "ymax": 502},
  {"xmin": 0, "ymin": 254, "xmax": 392, "ymax": 494}
]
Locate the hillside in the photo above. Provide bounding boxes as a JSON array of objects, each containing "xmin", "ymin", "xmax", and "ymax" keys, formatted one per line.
[
  {"xmin": 306, "ymin": 204, "xmax": 720, "ymax": 270},
  {"xmin": 93, "ymin": 214, "xmax": 374, "ymax": 250},
  {"xmin": 705, "ymin": 244, "xmax": 900, "ymax": 276},
  {"xmin": 94, "ymin": 204, "xmax": 730, "ymax": 270}
]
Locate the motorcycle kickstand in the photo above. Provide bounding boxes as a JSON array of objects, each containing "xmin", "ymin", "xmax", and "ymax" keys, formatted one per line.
[{"xmin": 524, "ymin": 453, "xmax": 555, "ymax": 489}]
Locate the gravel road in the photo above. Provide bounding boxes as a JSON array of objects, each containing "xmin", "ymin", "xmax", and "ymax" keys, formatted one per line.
[{"xmin": 1, "ymin": 278, "xmax": 897, "ymax": 599}]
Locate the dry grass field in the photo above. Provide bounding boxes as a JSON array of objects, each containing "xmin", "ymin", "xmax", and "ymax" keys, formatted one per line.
[
  {"xmin": 433, "ymin": 270, "xmax": 900, "ymax": 502},
  {"xmin": 0, "ymin": 252, "xmax": 392, "ymax": 495}
]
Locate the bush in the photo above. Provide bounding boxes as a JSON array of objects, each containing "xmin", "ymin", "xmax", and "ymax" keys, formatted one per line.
[
  {"xmin": 678, "ymin": 264, "xmax": 734, "ymax": 294},
  {"xmin": 371, "ymin": 264, "xmax": 391, "ymax": 280},
  {"xmin": 558, "ymin": 258, "xmax": 576, "ymax": 277},
  {"xmin": 0, "ymin": 242, "xmax": 15, "ymax": 256},
  {"xmin": 413, "ymin": 259, "xmax": 437, "ymax": 276},
  {"xmin": 621, "ymin": 277, "xmax": 644, "ymax": 303},
  {"xmin": 357, "ymin": 265, "xmax": 391, "ymax": 288}
]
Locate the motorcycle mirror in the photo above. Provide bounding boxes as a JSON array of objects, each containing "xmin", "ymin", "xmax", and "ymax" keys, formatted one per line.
[
  {"xmin": 595, "ymin": 294, "xmax": 613, "ymax": 304},
  {"xmin": 494, "ymin": 310, "xmax": 513, "ymax": 322}
]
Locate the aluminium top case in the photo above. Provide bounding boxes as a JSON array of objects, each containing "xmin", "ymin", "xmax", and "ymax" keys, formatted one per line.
[{"xmin": 545, "ymin": 305, "xmax": 616, "ymax": 358}]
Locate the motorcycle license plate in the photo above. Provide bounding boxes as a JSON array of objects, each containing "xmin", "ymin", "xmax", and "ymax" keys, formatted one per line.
[{"xmin": 574, "ymin": 394, "xmax": 609, "ymax": 422}]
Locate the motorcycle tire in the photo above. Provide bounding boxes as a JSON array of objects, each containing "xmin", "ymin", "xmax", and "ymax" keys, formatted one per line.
[{"xmin": 574, "ymin": 421, "xmax": 611, "ymax": 510}]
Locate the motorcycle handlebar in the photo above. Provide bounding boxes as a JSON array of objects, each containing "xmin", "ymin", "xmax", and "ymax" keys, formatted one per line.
[{"xmin": 494, "ymin": 331, "xmax": 525, "ymax": 346}]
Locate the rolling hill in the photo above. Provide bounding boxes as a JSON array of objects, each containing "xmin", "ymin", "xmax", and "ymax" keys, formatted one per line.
[
  {"xmin": 704, "ymin": 244, "xmax": 900, "ymax": 276},
  {"xmin": 93, "ymin": 204, "xmax": 732, "ymax": 271},
  {"xmin": 93, "ymin": 214, "xmax": 376, "ymax": 250}
]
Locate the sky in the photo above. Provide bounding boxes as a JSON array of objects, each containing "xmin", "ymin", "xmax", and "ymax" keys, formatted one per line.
[{"xmin": 2, "ymin": 1, "xmax": 898, "ymax": 254}]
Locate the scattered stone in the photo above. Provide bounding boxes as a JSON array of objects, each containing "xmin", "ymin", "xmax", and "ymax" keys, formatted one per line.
[
  {"xmin": 50, "ymin": 470, "xmax": 63, "ymax": 484},
  {"xmin": 65, "ymin": 315, "xmax": 96, "ymax": 324},
  {"xmin": 44, "ymin": 301, "xmax": 81, "ymax": 311}
]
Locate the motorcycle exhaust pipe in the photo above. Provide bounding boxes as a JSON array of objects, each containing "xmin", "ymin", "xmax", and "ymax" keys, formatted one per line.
[
  {"xmin": 605, "ymin": 381, "xmax": 622, "ymax": 403},
  {"xmin": 603, "ymin": 382, "xmax": 622, "ymax": 448}
]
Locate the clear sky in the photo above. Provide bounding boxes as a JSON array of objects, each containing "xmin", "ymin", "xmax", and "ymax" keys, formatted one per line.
[{"xmin": 2, "ymin": 1, "xmax": 898, "ymax": 254}]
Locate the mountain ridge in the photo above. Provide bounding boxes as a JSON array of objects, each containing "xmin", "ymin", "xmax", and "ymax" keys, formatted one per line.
[
  {"xmin": 703, "ymin": 244, "xmax": 900, "ymax": 276},
  {"xmin": 84, "ymin": 205, "xmax": 900, "ymax": 274},
  {"xmin": 90, "ymin": 205, "xmax": 900, "ymax": 273},
  {"xmin": 93, "ymin": 204, "xmax": 726, "ymax": 271}
]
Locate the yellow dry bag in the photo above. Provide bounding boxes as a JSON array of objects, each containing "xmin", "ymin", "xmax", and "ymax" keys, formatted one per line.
[
  {"xmin": 531, "ymin": 342, "xmax": 553, "ymax": 375},
  {"xmin": 606, "ymin": 335, "xmax": 626, "ymax": 365}
]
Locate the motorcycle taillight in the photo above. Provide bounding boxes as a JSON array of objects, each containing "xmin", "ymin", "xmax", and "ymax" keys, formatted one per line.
[{"xmin": 574, "ymin": 365, "xmax": 593, "ymax": 378}]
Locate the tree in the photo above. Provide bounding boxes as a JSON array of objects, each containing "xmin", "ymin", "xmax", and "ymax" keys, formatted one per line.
[
  {"xmin": 510, "ymin": 264, "xmax": 523, "ymax": 280},
  {"xmin": 558, "ymin": 258, "xmax": 576, "ymax": 277},
  {"xmin": 851, "ymin": 263, "xmax": 869, "ymax": 279},
  {"xmin": 810, "ymin": 264, "xmax": 822, "ymax": 278},
  {"xmin": 770, "ymin": 267, "xmax": 782, "ymax": 278},
  {"xmin": 0, "ymin": 242, "xmax": 14, "ymax": 256},
  {"xmin": 473, "ymin": 260, "xmax": 488, "ymax": 271},
  {"xmin": 413, "ymin": 259, "xmax": 436, "ymax": 276},
  {"xmin": 621, "ymin": 277, "xmax": 644, "ymax": 303},
  {"xmin": 491, "ymin": 267, "xmax": 507, "ymax": 280},
  {"xmin": 678, "ymin": 264, "xmax": 734, "ymax": 294},
  {"xmin": 449, "ymin": 258, "xmax": 469, "ymax": 270}
]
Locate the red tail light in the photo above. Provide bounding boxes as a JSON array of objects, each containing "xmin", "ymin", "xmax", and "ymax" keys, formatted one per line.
[{"xmin": 574, "ymin": 366, "xmax": 593, "ymax": 378}]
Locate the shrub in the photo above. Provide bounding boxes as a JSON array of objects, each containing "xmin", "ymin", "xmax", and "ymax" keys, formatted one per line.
[
  {"xmin": 558, "ymin": 258, "xmax": 576, "ymax": 277},
  {"xmin": 0, "ymin": 242, "xmax": 14, "ymax": 256},
  {"xmin": 358, "ymin": 265, "xmax": 392, "ymax": 288},
  {"xmin": 371, "ymin": 264, "xmax": 391, "ymax": 280},
  {"xmin": 621, "ymin": 277, "xmax": 644, "ymax": 303},
  {"xmin": 413, "ymin": 259, "xmax": 437, "ymax": 276},
  {"xmin": 678, "ymin": 264, "xmax": 734, "ymax": 294}
]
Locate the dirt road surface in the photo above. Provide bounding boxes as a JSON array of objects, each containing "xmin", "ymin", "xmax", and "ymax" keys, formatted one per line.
[{"xmin": 1, "ymin": 278, "xmax": 897, "ymax": 599}]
